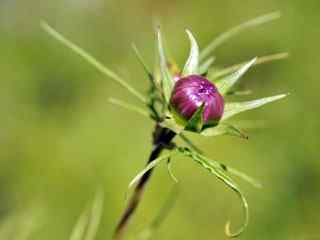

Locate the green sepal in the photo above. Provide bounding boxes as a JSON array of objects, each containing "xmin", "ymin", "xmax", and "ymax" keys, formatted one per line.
[
  {"xmin": 200, "ymin": 123, "xmax": 248, "ymax": 139},
  {"xmin": 185, "ymin": 103, "xmax": 205, "ymax": 132},
  {"xmin": 160, "ymin": 112, "xmax": 185, "ymax": 134},
  {"xmin": 157, "ymin": 28, "xmax": 174, "ymax": 103},
  {"xmin": 215, "ymin": 58, "xmax": 256, "ymax": 95},
  {"xmin": 222, "ymin": 94, "xmax": 288, "ymax": 121},
  {"xmin": 182, "ymin": 30, "xmax": 200, "ymax": 76}
]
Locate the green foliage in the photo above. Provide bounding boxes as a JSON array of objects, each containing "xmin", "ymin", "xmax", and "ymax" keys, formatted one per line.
[
  {"xmin": 108, "ymin": 97, "xmax": 150, "ymax": 118},
  {"xmin": 222, "ymin": 94, "xmax": 288, "ymax": 121},
  {"xmin": 200, "ymin": 123, "xmax": 248, "ymax": 139},
  {"xmin": 215, "ymin": 58, "xmax": 257, "ymax": 95},
  {"xmin": 41, "ymin": 22, "xmax": 147, "ymax": 103},
  {"xmin": 176, "ymin": 147, "xmax": 249, "ymax": 237},
  {"xmin": 131, "ymin": 44, "xmax": 154, "ymax": 82},
  {"xmin": 157, "ymin": 28, "xmax": 174, "ymax": 103},
  {"xmin": 128, "ymin": 145, "xmax": 263, "ymax": 237},
  {"xmin": 137, "ymin": 187, "xmax": 179, "ymax": 240},
  {"xmin": 70, "ymin": 190, "xmax": 104, "ymax": 240},
  {"xmin": 182, "ymin": 30, "xmax": 200, "ymax": 76},
  {"xmin": 200, "ymin": 11, "xmax": 281, "ymax": 61},
  {"xmin": 160, "ymin": 112, "xmax": 185, "ymax": 134},
  {"xmin": 128, "ymin": 152, "xmax": 176, "ymax": 189},
  {"xmin": 209, "ymin": 52, "xmax": 289, "ymax": 80}
]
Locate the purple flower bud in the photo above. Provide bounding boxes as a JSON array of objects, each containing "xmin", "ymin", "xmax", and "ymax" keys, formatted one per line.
[{"xmin": 170, "ymin": 75, "xmax": 224, "ymax": 125}]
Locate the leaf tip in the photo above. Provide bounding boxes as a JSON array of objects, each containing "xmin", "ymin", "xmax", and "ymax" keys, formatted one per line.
[
  {"xmin": 40, "ymin": 20, "xmax": 47, "ymax": 28},
  {"xmin": 40, "ymin": 21, "xmax": 53, "ymax": 35},
  {"xmin": 277, "ymin": 93, "xmax": 290, "ymax": 100},
  {"xmin": 224, "ymin": 216, "xmax": 248, "ymax": 238},
  {"xmin": 249, "ymin": 57, "xmax": 258, "ymax": 66},
  {"xmin": 185, "ymin": 29, "xmax": 193, "ymax": 36},
  {"xmin": 269, "ymin": 11, "xmax": 281, "ymax": 19},
  {"xmin": 225, "ymin": 221, "xmax": 240, "ymax": 238},
  {"xmin": 185, "ymin": 29, "xmax": 197, "ymax": 44}
]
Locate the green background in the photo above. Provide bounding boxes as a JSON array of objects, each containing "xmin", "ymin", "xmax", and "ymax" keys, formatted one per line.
[{"xmin": 0, "ymin": 0, "xmax": 319, "ymax": 239}]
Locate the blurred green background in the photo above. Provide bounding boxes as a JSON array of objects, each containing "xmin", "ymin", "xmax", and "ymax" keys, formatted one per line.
[{"xmin": 0, "ymin": 0, "xmax": 319, "ymax": 239}]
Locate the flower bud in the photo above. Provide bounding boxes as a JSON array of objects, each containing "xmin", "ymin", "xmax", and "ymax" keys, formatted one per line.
[{"xmin": 170, "ymin": 75, "xmax": 224, "ymax": 125}]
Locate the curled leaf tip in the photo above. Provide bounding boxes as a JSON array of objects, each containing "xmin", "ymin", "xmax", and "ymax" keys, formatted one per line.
[
  {"xmin": 268, "ymin": 11, "xmax": 281, "ymax": 18},
  {"xmin": 224, "ymin": 192, "xmax": 249, "ymax": 238},
  {"xmin": 224, "ymin": 213, "xmax": 248, "ymax": 238},
  {"xmin": 225, "ymin": 221, "xmax": 243, "ymax": 238}
]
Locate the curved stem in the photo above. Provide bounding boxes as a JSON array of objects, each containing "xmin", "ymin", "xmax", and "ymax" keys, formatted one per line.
[{"xmin": 113, "ymin": 126, "xmax": 176, "ymax": 240}]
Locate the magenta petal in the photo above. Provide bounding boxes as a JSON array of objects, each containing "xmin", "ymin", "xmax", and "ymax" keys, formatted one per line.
[{"xmin": 170, "ymin": 75, "xmax": 224, "ymax": 124}]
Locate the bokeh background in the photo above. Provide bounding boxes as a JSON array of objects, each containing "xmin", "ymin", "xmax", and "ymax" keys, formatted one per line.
[{"xmin": 0, "ymin": 0, "xmax": 319, "ymax": 239}]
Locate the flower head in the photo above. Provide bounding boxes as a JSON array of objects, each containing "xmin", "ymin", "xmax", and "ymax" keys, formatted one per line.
[{"xmin": 170, "ymin": 75, "xmax": 224, "ymax": 125}]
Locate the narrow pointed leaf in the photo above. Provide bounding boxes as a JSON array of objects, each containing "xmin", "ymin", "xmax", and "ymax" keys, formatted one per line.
[
  {"xmin": 70, "ymin": 190, "xmax": 104, "ymax": 240},
  {"xmin": 157, "ymin": 28, "xmax": 174, "ymax": 103},
  {"xmin": 186, "ymin": 103, "xmax": 205, "ymax": 132},
  {"xmin": 216, "ymin": 58, "xmax": 256, "ymax": 95},
  {"xmin": 70, "ymin": 208, "xmax": 89, "ymax": 240},
  {"xmin": 200, "ymin": 12, "xmax": 281, "ymax": 60},
  {"xmin": 41, "ymin": 21, "xmax": 146, "ymax": 103},
  {"xmin": 177, "ymin": 147, "xmax": 249, "ymax": 237},
  {"xmin": 84, "ymin": 190, "xmax": 104, "ymax": 240},
  {"xmin": 138, "ymin": 186, "xmax": 178, "ymax": 240},
  {"xmin": 150, "ymin": 186, "xmax": 179, "ymax": 229},
  {"xmin": 201, "ymin": 123, "xmax": 248, "ymax": 139},
  {"xmin": 178, "ymin": 147, "xmax": 260, "ymax": 188},
  {"xmin": 209, "ymin": 52, "xmax": 289, "ymax": 80},
  {"xmin": 207, "ymin": 159, "xmax": 261, "ymax": 188},
  {"xmin": 128, "ymin": 152, "xmax": 175, "ymax": 189},
  {"xmin": 225, "ymin": 166, "xmax": 262, "ymax": 188},
  {"xmin": 222, "ymin": 94, "xmax": 288, "ymax": 121},
  {"xmin": 108, "ymin": 97, "xmax": 150, "ymax": 118},
  {"xmin": 132, "ymin": 43, "xmax": 154, "ymax": 81},
  {"xmin": 182, "ymin": 30, "xmax": 200, "ymax": 76}
]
